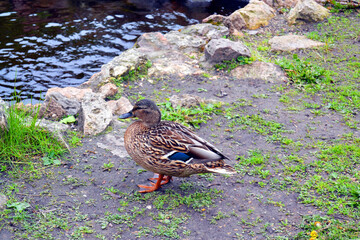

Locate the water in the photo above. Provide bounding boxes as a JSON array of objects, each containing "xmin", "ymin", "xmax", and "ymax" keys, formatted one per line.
[{"xmin": 0, "ymin": 0, "xmax": 247, "ymax": 102}]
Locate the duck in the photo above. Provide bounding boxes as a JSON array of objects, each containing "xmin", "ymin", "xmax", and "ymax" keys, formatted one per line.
[{"xmin": 119, "ymin": 99, "xmax": 235, "ymax": 193}]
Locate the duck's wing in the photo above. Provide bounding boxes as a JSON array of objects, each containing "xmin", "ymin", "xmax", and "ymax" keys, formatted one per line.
[{"xmin": 148, "ymin": 121, "xmax": 228, "ymax": 164}]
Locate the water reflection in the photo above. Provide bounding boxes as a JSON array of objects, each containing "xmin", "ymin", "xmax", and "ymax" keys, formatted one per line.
[{"xmin": 0, "ymin": 0, "xmax": 247, "ymax": 102}]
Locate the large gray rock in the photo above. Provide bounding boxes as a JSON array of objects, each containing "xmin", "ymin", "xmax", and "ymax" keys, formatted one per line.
[
  {"xmin": 38, "ymin": 96, "xmax": 67, "ymax": 120},
  {"xmin": 287, "ymin": 0, "xmax": 330, "ymax": 25},
  {"xmin": 269, "ymin": 34, "xmax": 324, "ymax": 51},
  {"xmin": 43, "ymin": 92, "xmax": 81, "ymax": 116},
  {"xmin": 204, "ymin": 38, "xmax": 251, "ymax": 63},
  {"xmin": 231, "ymin": 61, "xmax": 288, "ymax": 83},
  {"xmin": 78, "ymin": 92, "xmax": 113, "ymax": 136}
]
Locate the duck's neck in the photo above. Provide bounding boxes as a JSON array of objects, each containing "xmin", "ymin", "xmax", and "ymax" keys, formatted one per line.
[{"xmin": 143, "ymin": 116, "xmax": 161, "ymax": 128}]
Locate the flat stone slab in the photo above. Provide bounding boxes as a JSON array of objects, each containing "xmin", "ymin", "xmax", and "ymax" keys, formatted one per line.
[
  {"xmin": 269, "ymin": 34, "xmax": 324, "ymax": 51},
  {"xmin": 231, "ymin": 61, "xmax": 288, "ymax": 83}
]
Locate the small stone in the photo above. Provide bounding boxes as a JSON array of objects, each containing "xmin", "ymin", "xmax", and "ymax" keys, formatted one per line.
[
  {"xmin": 0, "ymin": 194, "xmax": 7, "ymax": 209},
  {"xmin": 99, "ymin": 83, "xmax": 118, "ymax": 99}
]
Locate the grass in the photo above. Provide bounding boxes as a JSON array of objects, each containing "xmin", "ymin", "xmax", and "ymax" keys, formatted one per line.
[
  {"xmin": 0, "ymin": 104, "xmax": 67, "ymax": 168},
  {"xmin": 1, "ymin": 9, "xmax": 360, "ymax": 240},
  {"xmin": 214, "ymin": 56, "xmax": 253, "ymax": 72},
  {"xmin": 110, "ymin": 60, "xmax": 152, "ymax": 87},
  {"xmin": 276, "ymin": 54, "xmax": 327, "ymax": 85},
  {"xmin": 159, "ymin": 100, "xmax": 223, "ymax": 129}
]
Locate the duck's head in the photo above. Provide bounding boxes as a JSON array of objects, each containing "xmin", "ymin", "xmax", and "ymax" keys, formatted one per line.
[{"xmin": 119, "ymin": 99, "xmax": 161, "ymax": 127}]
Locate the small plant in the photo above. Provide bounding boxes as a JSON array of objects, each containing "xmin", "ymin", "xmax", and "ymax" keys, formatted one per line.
[
  {"xmin": 68, "ymin": 131, "xmax": 82, "ymax": 147},
  {"xmin": 215, "ymin": 56, "xmax": 253, "ymax": 72},
  {"xmin": 102, "ymin": 161, "xmax": 115, "ymax": 171},
  {"xmin": 276, "ymin": 54, "xmax": 326, "ymax": 85},
  {"xmin": 111, "ymin": 60, "xmax": 152, "ymax": 86}
]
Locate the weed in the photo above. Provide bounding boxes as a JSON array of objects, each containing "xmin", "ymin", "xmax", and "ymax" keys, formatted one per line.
[
  {"xmin": 276, "ymin": 54, "xmax": 326, "ymax": 85},
  {"xmin": 215, "ymin": 56, "xmax": 253, "ymax": 72},
  {"xmin": 102, "ymin": 160, "xmax": 115, "ymax": 171}
]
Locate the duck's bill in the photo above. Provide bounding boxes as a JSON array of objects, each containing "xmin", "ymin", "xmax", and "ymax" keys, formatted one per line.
[{"xmin": 119, "ymin": 112, "xmax": 133, "ymax": 119}]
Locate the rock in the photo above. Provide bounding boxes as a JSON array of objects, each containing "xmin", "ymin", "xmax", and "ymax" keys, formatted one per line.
[
  {"xmin": 169, "ymin": 94, "xmax": 219, "ymax": 108},
  {"xmin": 0, "ymin": 194, "xmax": 7, "ymax": 209},
  {"xmin": 203, "ymin": 13, "xmax": 246, "ymax": 36},
  {"xmin": 180, "ymin": 23, "xmax": 229, "ymax": 40},
  {"xmin": 148, "ymin": 56, "xmax": 205, "ymax": 78},
  {"xmin": 287, "ymin": 0, "xmax": 330, "ymax": 25},
  {"xmin": 46, "ymin": 87, "xmax": 92, "ymax": 101},
  {"xmin": 262, "ymin": 0, "xmax": 299, "ymax": 8},
  {"xmin": 0, "ymin": 98, "xmax": 8, "ymax": 133},
  {"xmin": 96, "ymin": 124, "xmax": 128, "ymax": 158},
  {"xmin": 231, "ymin": 61, "xmax": 288, "ymax": 83},
  {"xmin": 137, "ymin": 24, "xmax": 227, "ymax": 55},
  {"xmin": 204, "ymin": 38, "xmax": 251, "ymax": 63},
  {"xmin": 39, "ymin": 96, "xmax": 67, "ymax": 120},
  {"xmin": 43, "ymin": 92, "xmax": 81, "ymax": 117},
  {"xmin": 136, "ymin": 32, "xmax": 170, "ymax": 52},
  {"xmin": 235, "ymin": 0, "xmax": 276, "ymax": 30},
  {"xmin": 81, "ymin": 48, "xmax": 148, "ymax": 91},
  {"xmin": 99, "ymin": 83, "xmax": 118, "ymax": 99},
  {"xmin": 78, "ymin": 92, "xmax": 113, "ymax": 136},
  {"xmin": 226, "ymin": 11, "xmax": 247, "ymax": 34},
  {"xmin": 106, "ymin": 97, "xmax": 133, "ymax": 115},
  {"xmin": 269, "ymin": 34, "xmax": 324, "ymax": 51}
]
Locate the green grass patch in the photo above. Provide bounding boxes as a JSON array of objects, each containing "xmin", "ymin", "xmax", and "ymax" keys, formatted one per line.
[
  {"xmin": 214, "ymin": 56, "xmax": 253, "ymax": 72},
  {"xmin": 110, "ymin": 60, "xmax": 152, "ymax": 86},
  {"xmin": 276, "ymin": 54, "xmax": 327, "ymax": 85},
  {"xmin": 0, "ymin": 105, "xmax": 67, "ymax": 167},
  {"xmin": 296, "ymin": 215, "xmax": 360, "ymax": 239},
  {"xmin": 160, "ymin": 101, "xmax": 223, "ymax": 129}
]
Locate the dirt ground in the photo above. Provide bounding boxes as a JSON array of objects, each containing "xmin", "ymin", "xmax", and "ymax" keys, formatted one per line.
[{"xmin": 1, "ymin": 10, "xmax": 360, "ymax": 240}]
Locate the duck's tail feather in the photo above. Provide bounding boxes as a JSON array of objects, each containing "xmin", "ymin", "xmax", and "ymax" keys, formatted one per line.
[{"xmin": 205, "ymin": 165, "xmax": 236, "ymax": 175}]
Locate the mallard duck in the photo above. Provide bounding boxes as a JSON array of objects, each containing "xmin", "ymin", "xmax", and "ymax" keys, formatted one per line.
[{"xmin": 119, "ymin": 99, "xmax": 235, "ymax": 193}]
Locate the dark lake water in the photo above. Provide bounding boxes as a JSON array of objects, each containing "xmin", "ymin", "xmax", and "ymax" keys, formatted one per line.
[{"xmin": 0, "ymin": 0, "xmax": 247, "ymax": 102}]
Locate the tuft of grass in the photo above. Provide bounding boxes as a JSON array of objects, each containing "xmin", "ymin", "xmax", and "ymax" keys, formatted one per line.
[
  {"xmin": 160, "ymin": 101, "xmax": 223, "ymax": 129},
  {"xmin": 215, "ymin": 56, "xmax": 253, "ymax": 72},
  {"xmin": 276, "ymin": 54, "xmax": 327, "ymax": 85},
  {"xmin": 0, "ymin": 105, "xmax": 67, "ymax": 167},
  {"xmin": 111, "ymin": 60, "xmax": 152, "ymax": 86}
]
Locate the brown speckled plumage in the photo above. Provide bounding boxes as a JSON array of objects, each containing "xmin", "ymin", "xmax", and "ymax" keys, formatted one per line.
[{"xmin": 119, "ymin": 99, "xmax": 235, "ymax": 192}]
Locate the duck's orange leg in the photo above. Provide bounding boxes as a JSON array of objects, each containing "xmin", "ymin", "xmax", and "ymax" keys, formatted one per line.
[
  {"xmin": 149, "ymin": 174, "xmax": 172, "ymax": 185},
  {"xmin": 138, "ymin": 174, "xmax": 168, "ymax": 193}
]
